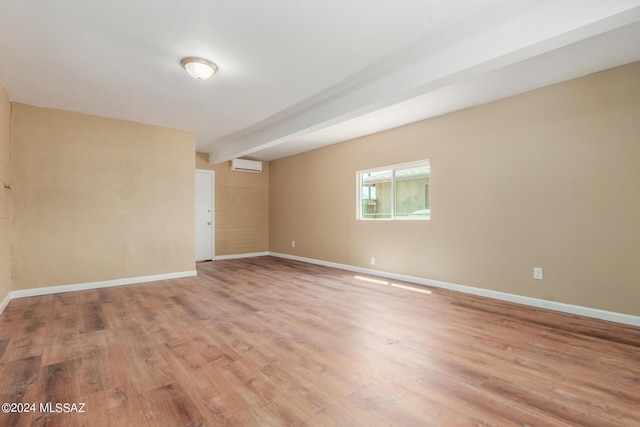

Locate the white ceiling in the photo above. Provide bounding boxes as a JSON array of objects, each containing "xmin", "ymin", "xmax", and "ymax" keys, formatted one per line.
[{"xmin": 1, "ymin": 1, "xmax": 639, "ymax": 163}]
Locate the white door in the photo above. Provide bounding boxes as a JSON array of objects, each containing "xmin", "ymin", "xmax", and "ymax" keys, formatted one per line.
[{"xmin": 195, "ymin": 170, "xmax": 214, "ymax": 261}]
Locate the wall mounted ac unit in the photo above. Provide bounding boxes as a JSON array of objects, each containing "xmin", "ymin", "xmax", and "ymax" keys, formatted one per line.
[{"xmin": 230, "ymin": 158, "xmax": 263, "ymax": 173}]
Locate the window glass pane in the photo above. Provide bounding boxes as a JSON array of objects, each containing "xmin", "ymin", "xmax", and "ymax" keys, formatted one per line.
[
  {"xmin": 361, "ymin": 170, "xmax": 392, "ymax": 219},
  {"xmin": 394, "ymin": 164, "xmax": 429, "ymax": 218}
]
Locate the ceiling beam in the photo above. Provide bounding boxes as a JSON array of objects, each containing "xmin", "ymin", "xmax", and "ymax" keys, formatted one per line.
[{"xmin": 208, "ymin": 3, "xmax": 640, "ymax": 164}]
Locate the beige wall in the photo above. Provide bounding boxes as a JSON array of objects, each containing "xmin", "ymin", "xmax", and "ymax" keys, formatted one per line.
[
  {"xmin": 0, "ymin": 81, "xmax": 10, "ymax": 302},
  {"xmin": 196, "ymin": 153, "xmax": 269, "ymax": 256},
  {"xmin": 270, "ymin": 61, "xmax": 640, "ymax": 316},
  {"xmin": 11, "ymin": 104, "xmax": 195, "ymax": 290}
]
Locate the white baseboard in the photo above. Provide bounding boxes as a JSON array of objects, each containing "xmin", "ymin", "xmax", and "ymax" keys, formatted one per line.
[
  {"xmin": 0, "ymin": 291, "xmax": 10, "ymax": 315},
  {"xmin": 10, "ymin": 270, "xmax": 197, "ymax": 300},
  {"xmin": 269, "ymin": 252, "xmax": 640, "ymax": 327},
  {"xmin": 4, "ymin": 253, "xmax": 639, "ymax": 328},
  {"xmin": 214, "ymin": 252, "xmax": 270, "ymax": 261}
]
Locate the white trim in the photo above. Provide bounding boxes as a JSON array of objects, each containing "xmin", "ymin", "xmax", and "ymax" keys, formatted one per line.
[
  {"xmin": 269, "ymin": 252, "xmax": 640, "ymax": 327},
  {"xmin": 10, "ymin": 270, "xmax": 197, "ymax": 300},
  {"xmin": 0, "ymin": 291, "xmax": 10, "ymax": 315},
  {"xmin": 214, "ymin": 252, "xmax": 270, "ymax": 260}
]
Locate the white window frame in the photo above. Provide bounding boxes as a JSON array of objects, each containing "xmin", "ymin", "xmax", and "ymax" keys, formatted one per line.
[{"xmin": 357, "ymin": 160, "xmax": 430, "ymax": 220}]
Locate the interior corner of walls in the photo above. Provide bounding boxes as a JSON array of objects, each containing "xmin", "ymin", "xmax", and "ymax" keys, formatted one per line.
[{"xmin": 0, "ymin": 290, "xmax": 11, "ymax": 315}]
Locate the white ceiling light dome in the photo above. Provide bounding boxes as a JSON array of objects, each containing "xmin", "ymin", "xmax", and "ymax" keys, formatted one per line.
[{"xmin": 180, "ymin": 57, "xmax": 218, "ymax": 80}]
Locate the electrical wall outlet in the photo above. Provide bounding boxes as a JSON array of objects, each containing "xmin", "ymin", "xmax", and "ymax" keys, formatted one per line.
[
  {"xmin": 370, "ymin": 257, "xmax": 376, "ymax": 265},
  {"xmin": 291, "ymin": 241, "xmax": 296, "ymax": 248},
  {"xmin": 533, "ymin": 267, "xmax": 543, "ymax": 280}
]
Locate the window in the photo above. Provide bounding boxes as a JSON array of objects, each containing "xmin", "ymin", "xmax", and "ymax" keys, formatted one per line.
[{"xmin": 358, "ymin": 160, "xmax": 430, "ymax": 220}]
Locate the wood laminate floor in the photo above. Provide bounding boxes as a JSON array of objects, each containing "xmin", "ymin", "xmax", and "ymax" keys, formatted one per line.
[{"xmin": 0, "ymin": 256, "xmax": 639, "ymax": 426}]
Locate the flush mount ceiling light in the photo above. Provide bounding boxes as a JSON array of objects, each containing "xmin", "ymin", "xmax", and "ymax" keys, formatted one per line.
[{"xmin": 180, "ymin": 57, "xmax": 218, "ymax": 80}]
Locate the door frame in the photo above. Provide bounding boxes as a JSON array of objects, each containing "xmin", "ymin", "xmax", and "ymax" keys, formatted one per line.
[{"xmin": 195, "ymin": 169, "xmax": 215, "ymax": 261}]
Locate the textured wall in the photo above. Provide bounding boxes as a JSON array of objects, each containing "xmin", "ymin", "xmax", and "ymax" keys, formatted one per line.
[
  {"xmin": 11, "ymin": 104, "xmax": 195, "ymax": 290},
  {"xmin": 0, "ymin": 81, "xmax": 10, "ymax": 304},
  {"xmin": 196, "ymin": 153, "xmax": 269, "ymax": 256},
  {"xmin": 270, "ymin": 61, "xmax": 640, "ymax": 316}
]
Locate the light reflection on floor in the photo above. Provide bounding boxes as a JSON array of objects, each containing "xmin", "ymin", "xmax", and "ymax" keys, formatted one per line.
[{"xmin": 353, "ymin": 275, "xmax": 432, "ymax": 295}]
